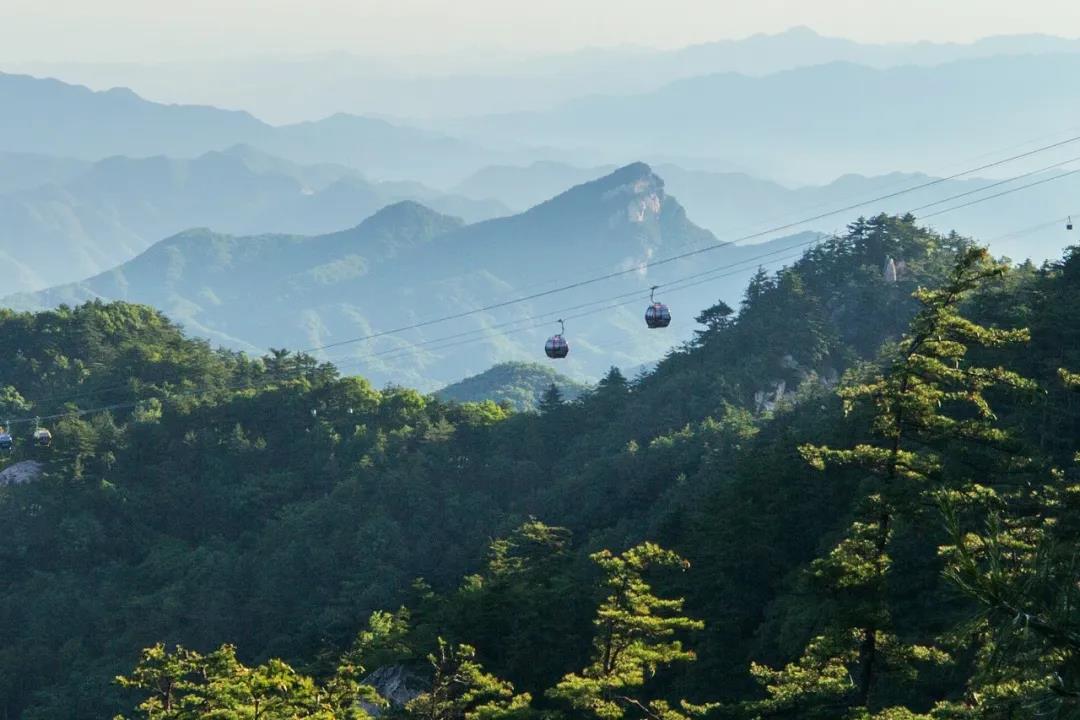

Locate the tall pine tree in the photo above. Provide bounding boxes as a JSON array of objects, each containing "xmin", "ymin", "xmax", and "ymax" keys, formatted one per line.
[{"xmin": 744, "ymin": 247, "xmax": 1034, "ymax": 719}]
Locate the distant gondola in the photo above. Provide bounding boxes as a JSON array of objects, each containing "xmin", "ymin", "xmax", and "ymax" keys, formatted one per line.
[
  {"xmin": 1069, "ymin": 216, "xmax": 1074, "ymax": 231},
  {"xmin": 545, "ymin": 319, "xmax": 569, "ymax": 359},
  {"xmin": 0, "ymin": 427, "xmax": 12, "ymax": 453},
  {"xmin": 645, "ymin": 286, "xmax": 672, "ymax": 329},
  {"xmin": 33, "ymin": 428, "xmax": 52, "ymax": 448}
]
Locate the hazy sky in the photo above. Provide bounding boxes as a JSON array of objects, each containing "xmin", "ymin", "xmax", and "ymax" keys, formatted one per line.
[{"xmin": 3, "ymin": 0, "xmax": 1079, "ymax": 63}]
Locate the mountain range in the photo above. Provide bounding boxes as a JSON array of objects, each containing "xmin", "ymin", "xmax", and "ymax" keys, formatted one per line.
[
  {"xmin": 0, "ymin": 145, "xmax": 508, "ymax": 292},
  {"xmin": 2, "ymin": 163, "xmax": 821, "ymax": 388},
  {"xmin": 7, "ymin": 48, "xmax": 1080, "ymax": 191},
  {"xmin": 9, "ymin": 27, "xmax": 1080, "ymax": 123},
  {"xmin": 455, "ymin": 161, "xmax": 1080, "ymax": 263},
  {"xmin": 7, "ymin": 136, "xmax": 1077, "ymax": 298},
  {"xmin": 442, "ymin": 54, "xmax": 1080, "ymax": 184},
  {"xmin": 0, "ymin": 71, "xmax": 497, "ymax": 185}
]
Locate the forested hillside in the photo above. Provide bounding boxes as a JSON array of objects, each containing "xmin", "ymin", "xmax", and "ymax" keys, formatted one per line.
[
  {"xmin": 436, "ymin": 362, "xmax": 591, "ymax": 411},
  {"xmin": 2, "ymin": 215, "xmax": 1079, "ymax": 719}
]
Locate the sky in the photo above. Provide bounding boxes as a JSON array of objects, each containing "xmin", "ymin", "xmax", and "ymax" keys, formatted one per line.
[{"xmin": 3, "ymin": 0, "xmax": 1079, "ymax": 63}]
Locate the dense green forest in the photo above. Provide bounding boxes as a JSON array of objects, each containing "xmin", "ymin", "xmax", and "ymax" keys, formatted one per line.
[{"xmin": 2, "ymin": 214, "xmax": 1079, "ymax": 719}]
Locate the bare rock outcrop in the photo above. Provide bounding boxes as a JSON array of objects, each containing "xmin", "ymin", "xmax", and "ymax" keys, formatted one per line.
[
  {"xmin": 362, "ymin": 664, "xmax": 426, "ymax": 716},
  {"xmin": 0, "ymin": 460, "xmax": 43, "ymax": 486}
]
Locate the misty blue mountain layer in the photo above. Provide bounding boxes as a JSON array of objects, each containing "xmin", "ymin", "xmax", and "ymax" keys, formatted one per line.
[
  {"xmin": 442, "ymin": 54, "xmax": 1080, "ymax": 184},
  {"xmin": 0, "ymin": 144, "xmax": 509, "ymax": 292},
  {"xmin": 2, "ymin": 164, "xmax": 820, "ymax": 388},
  {"xmin": 0, "ymin": 71, "xmax": 498, "ymax": 185},
  {"xmin": 8, "ymin": 26, "xmax": 1080, "ymax": 122}
]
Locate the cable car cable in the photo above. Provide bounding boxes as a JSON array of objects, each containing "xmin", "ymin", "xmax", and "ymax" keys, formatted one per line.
[
  {"xmin": 0, "ymin": 197, "xmax": 1063, "ymax": 429},
  {"xmin": 917, "ymin": 167, "xmax": 1080, "ymax": 221},
  {"xmin": 10, "ymin": 133, "xmax": 1080, "ymax": 418},
  {"xmin": 290, "ymin": 133, "xmax": 1080, "ymax": 358}
]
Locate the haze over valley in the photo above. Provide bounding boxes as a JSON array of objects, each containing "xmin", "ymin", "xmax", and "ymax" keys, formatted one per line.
[{"xmin": 3, "ymin": 41, "xmax": 1079, "ymax": 386}]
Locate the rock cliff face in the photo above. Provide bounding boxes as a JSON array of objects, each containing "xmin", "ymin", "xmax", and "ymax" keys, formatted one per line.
[
  {"xmin": 363, "ymin": 665, "xmax": 426, "ymax": 715},
  {"xmin": 0, "ymin": 460, "xmax": 43, "ymax": 486}
]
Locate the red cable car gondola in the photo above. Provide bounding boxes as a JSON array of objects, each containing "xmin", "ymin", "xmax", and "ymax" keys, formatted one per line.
[
  {"xmin": 645, "ymin": 286, "xmax": 671, "ymax": 329},
  {"xmin": 545, "ymin": 319, "xmax": 569, "ymax": 359}
]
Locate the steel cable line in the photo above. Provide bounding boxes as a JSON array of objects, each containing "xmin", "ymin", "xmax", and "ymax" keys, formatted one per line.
[
  {"xmin": 0, "ymin": 235, "xmax": 824, "ymax": 415},
  {"xmin": 506, "ymin": 128, "xmax": 1080, "ymax": 297},
  {"xmin": 917, "ymin": 168, "xmax": 1080, "ymax": 221},
  {"xmin": 329, "ymin": 251, "xmax": 815, "ymax": 370},
  {"xmin": 292, "ymin": 133, "xmax": 1080, "ymax": 359},
  {"xmin": 8, "ymin": 160, "xmax": 1070, "ymax": 421},
  {"xmin": 908, "ymin": 155, "xmax": 1080, "ymax": 213},
  {"xmin": 317, "ymin": 160, "xmax": 1080, "ymax": 369},
  {"xmin": 11, "ymin": 134, "xmax": 1080, "ymax": 416},
  {"xmin": 983, "ymin": 213, "xmax": 1080, "ymax": 244},
  {"xmin": 0, "ymin": 245, "xmax": 819, "ymax": 424},
  {"xmin": 2, "ymin": 195, "xmax": 1069, "ymax": 428},
  {"xmin": 333, "ymin": 167, "xmax": 1080, "ymax": 368},
  {"xmin": 333, "ymin": 243, "xmax": 825, "ymax": 367}
]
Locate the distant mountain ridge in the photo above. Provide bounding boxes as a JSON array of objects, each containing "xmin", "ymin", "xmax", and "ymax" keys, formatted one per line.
[
  {"xmin": 0, "ymin": 151, "xmax": 89, "ymax": 193},
  {"xmin": 453, "ymin": 161, "xmax": 1080, "ymax": 264},
  {"xmin": 445, "ymin": 54, "xmax": 1080, "ymax": 185},
  {"xmin": 2, "ymin": 163, "xmax": 818, "ymax": 388},
  {"xmin": 0, "ymin": 144, "xmax": 508, "ymax": 293},
  {"xmin": 8, "ymin": 27, "xmax": 1080, "ymax": 122},
  {"xmin": 0, "ymin": 71, "xmax": 497, "ymax": 185}
]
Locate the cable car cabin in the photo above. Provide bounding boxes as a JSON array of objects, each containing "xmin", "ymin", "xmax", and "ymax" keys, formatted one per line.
[
  {"xmin": 545, "ymin": 334, "xmax": 569, "ymax": 359},
  {"xmin": 645, "ymin": 302, "xmax": 672, "ymax": 329},
  {"xmin": 0, "ymin": 432, "xmax": 12, "ymax": 452},
  {"xmin": 1069, "ymin": 216, "xmax": 1074, "ymax": 231},
  {"xmin": 33, "ymin": 428, "xmax": 52, "ymax": 448}
]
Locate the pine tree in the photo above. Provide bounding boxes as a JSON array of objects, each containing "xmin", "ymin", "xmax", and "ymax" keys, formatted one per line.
[
  {"xmin": 693, "ymin": 301, "xmax": 735, "ymax": 345},
  {"xmin": 592, "ymin": 367, "xmax": 631, "ymax": 417},
  {"xmin": 548, "ymin": 542, "xmax": 706, "ymax": 720},
  {"xmin": 404, "ymin": 639, "xmax": 531, "ymax": 720},
  {"xmin": 744, "ymin": 247, "xmax": 1034, "ymax": 718},
  {"xmin": 116, "ymin": 643, "xmax": 382, "ymax": 719},
  {"xmin": 937, "ymin": 367, "xmax": 1080, "ymax": 718},
  {"xmin": 538, "ymin": 384, "xmax": 564, "ymax": 415}
]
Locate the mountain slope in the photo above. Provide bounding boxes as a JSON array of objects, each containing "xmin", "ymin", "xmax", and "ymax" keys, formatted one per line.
[
  {"xmin": 4, "ymin": 215, "xmax": 1076, "ymax": 718},
  {"xmin": 0, "ymin": 72, "xmax": 495, "ymax": 184},
  {"xmin": 11, "ymin": 27, "xmax": 1080, "ymax": 122},
  {"xmin": 453, "ymin": 160, "xmax": 1080, "ymax": 264},
  {"xmin": 453, "ymin": 162, "xmax": 619, "ymax": 211},
  {"xmin": 0, "ymin": 145, "xmax": 508, "ymax": 293},
  {"xmin": 3, "ymin": 201, "xmax": 465, "ymax": 350},
  {"xmin": 3, "ymin": 163, "xmax": 820, "ymax": 388},
  {"xmin": 0, "ymin": 151, "xmax": 89, "ymax": 193},
  {"xmin": 449, "ymin": 54, "xmax": 1080, "ymax": 184},
  {"xmin": 436, "ymin": 361, "xmax": 591, "ymax": 411}
]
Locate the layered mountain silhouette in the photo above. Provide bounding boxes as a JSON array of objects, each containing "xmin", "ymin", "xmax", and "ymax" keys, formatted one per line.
[
  {"xmin": 455, "ymin": 161, "xmax": 1080, "ymax": 263},
  {"xmin": 0, "ymin": 145, "xmax": 508, "ymax": 292},
  {"xmin": 0, "ymin": 72, "xmax": 496, "ymax": 184},
  {"xmin": 3, "ymin": 164, "xmax": 818, "ymax": 388},
  {"xmin": 11, "ymin": 27, "xmax": 1080, "ymax": 122},
  {"xmin": 447, "ymin": 54, "xmax": 1080, "ymax": 184},
  {"xmin": 0, "ymin": 151, "xmax": 89, "ymax": 192}
]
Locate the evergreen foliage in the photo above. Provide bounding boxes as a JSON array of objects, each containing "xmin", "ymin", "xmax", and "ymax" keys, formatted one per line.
[{"xmin": 3, "ymin": 216, "xmax": 1080, "ymax": 720}]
